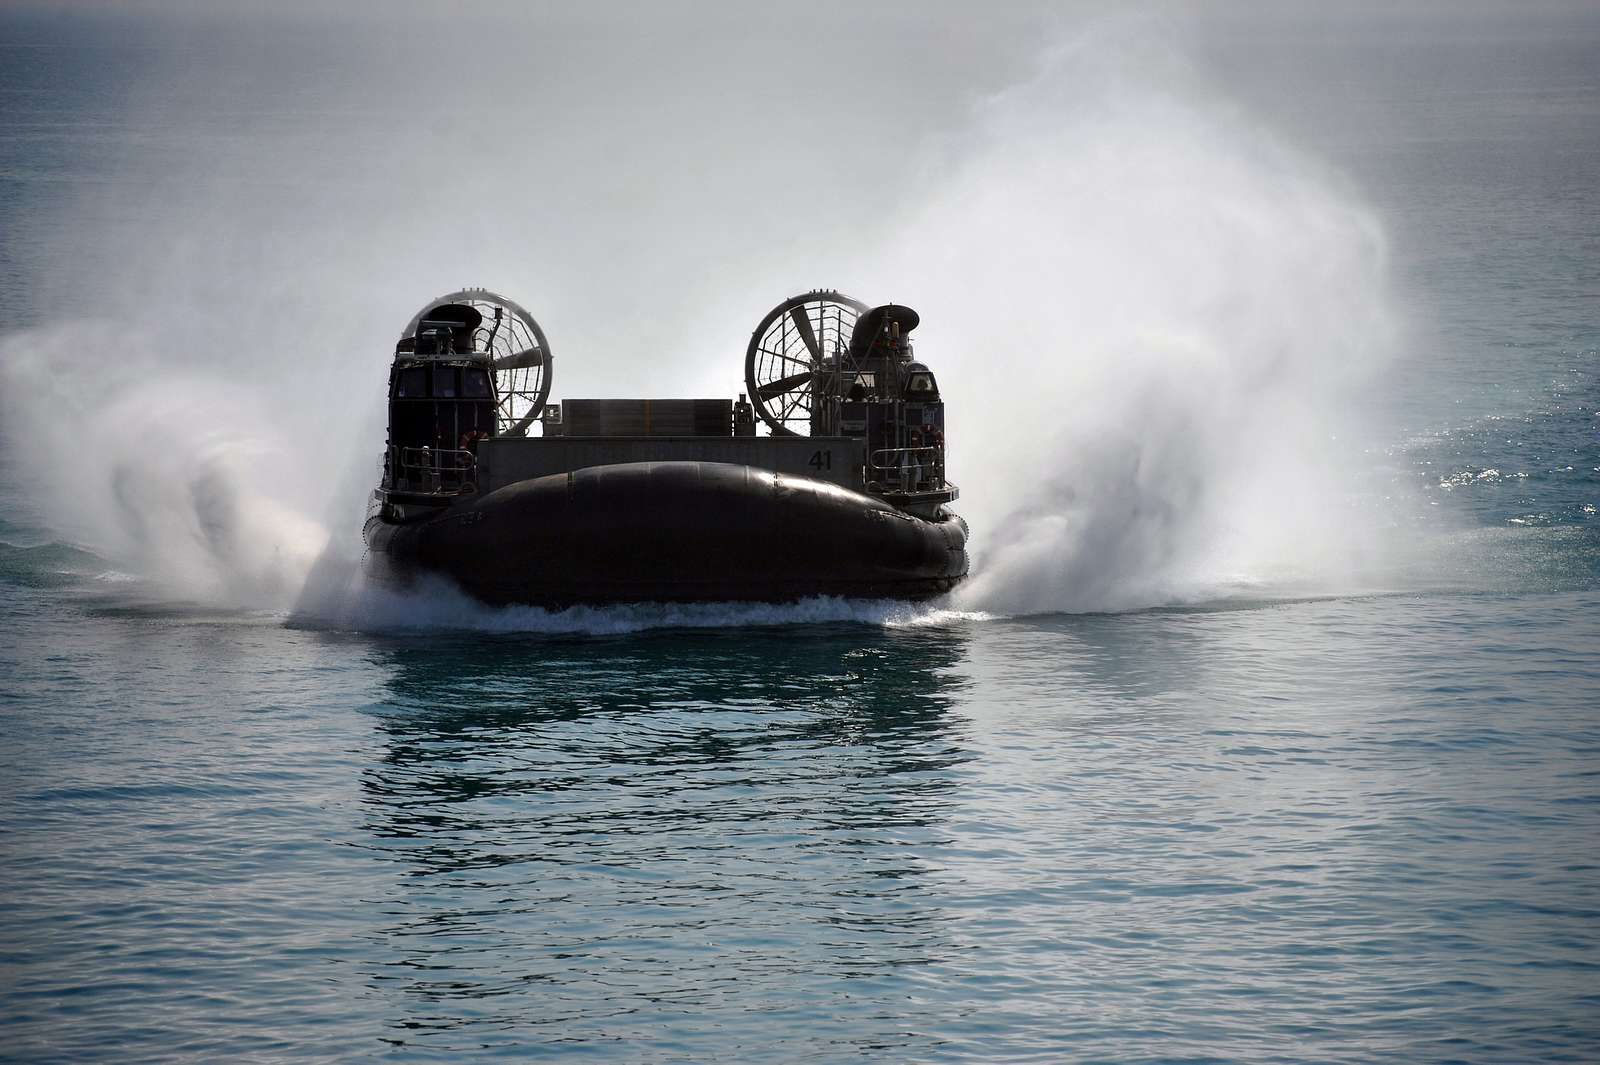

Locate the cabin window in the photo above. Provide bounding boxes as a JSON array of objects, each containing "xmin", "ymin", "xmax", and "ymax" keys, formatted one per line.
[
  {"xmin": 397, "ymin": 367, "xmax": 427, "ymax": 398},
  {"xmin": 462, "ymin": 368, "xmax": 492, "ymax": 398},
  {"xmin": 433, "ymin": 367, "xmax": 458, "ymax": 398},
  {"xmin": 907, "ymin": 372, "xmax": 936, "ymax": 394},
  {"xmin": 392, "ymin": 404, "xmax": 434, "ymax": 449},
  {"xmin": 846, "ymin": 372, "xmax": 877, "ymax": 399}
]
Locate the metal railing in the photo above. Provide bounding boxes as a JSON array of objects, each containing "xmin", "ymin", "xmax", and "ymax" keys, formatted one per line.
[
  {"xmin": 868, "ymin": 446, "xmax": 943, "ymax": 493},
  {"xmin": 391, "ymin": 446, "xmax": 478, "ymax": 495}
]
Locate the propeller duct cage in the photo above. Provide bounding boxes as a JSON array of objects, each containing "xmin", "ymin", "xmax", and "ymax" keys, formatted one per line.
[
  {"xmin": 744, "ymin": 290, "xmax": 867, "ymax": 436},
  {"xmin": 401, "ymin": 288, "xmax": 553, "ymax": 437}
]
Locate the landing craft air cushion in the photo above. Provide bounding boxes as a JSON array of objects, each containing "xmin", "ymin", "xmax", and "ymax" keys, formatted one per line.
[{"xmin": 363, "ymin": 288, "xmax": 969, "ymax": 606}]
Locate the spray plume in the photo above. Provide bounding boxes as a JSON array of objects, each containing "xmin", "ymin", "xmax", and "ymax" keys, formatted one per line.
[
  {"xmin": 0, "ymin": 10, "xmax": 1400, "ymax": 624},
  {"xmin": 876, "ymin": 17, "xmax": 1399, "ymax": 614}
]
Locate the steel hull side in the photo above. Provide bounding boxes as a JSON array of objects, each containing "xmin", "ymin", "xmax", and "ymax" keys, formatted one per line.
[{"xmin": 364, "ymin": 460, "xmax": 969, "ymax": 607}]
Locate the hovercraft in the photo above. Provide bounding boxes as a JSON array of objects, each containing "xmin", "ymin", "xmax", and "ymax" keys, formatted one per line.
[{"xmin": 363, "ymin": 288, "xmax": 968, "ymax": 606}]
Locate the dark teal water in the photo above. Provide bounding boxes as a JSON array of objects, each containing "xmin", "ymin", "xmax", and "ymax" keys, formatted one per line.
[
  {"xmin": 2, "ymin": 8, "xmax": 1598, "ymax": 1063},
  {"xmin": 2, "ymin": 584, "xmax": 1598, "ymax": 1062}
]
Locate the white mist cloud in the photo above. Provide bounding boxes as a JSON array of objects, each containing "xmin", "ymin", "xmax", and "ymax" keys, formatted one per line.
[
  {"xmin": 1, "ymin": 4, "xmax": 1408, "ymax": 620},
  {"xmin": 873, "ymin": 15, "xmax": 1401, "ymax": 614},
  {"xmin": 0, "ymin": 322, "xmax": 329, "ymax": 606}
]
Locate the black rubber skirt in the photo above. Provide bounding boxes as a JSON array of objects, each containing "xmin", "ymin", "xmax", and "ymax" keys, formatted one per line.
[{"xmin": 365, "ymin": 461, "xmax": 969, "ymax": 607}]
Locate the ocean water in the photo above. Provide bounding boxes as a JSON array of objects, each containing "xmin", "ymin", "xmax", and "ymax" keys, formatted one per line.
[{"xmin": 2, "ymin": 6, "xmax": 1598, "ymax": 1063}]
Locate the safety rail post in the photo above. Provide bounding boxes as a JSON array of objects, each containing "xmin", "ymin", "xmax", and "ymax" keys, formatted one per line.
[
  {"xmin": 394, "ymin": 446, "xmax": 477, "ymax": 496},
  {"xmin": 868, "ymin": 445, "xmax": 942, "ymax": 493}
]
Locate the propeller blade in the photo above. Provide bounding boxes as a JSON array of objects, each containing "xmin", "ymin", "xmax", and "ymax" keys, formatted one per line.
[
  {"xmin": 503, "ymin": 408, "xmax": 540, "ymax": 437},
  {"xmin": 757, "ymin": 370, "xmax": 814, "ymax": 401},
  {"xmin": 493, "ymin": 346, "xmax": 543, "ymax": 370},
  {"xmin": 789, "ymin": 306, "xmax": 821, "ymax": 361}
]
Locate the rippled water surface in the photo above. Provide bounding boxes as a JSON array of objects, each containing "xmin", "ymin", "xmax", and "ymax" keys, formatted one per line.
[{"xmin": 2, "ymin": 590, "xmax": 1597, "ymax": 1062}]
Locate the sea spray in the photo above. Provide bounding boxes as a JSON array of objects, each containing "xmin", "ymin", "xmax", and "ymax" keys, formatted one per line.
[
  {"xmin": 0, "ymin": 26, "xmax": 527, "ymax": 611},
  {"xmin": 877, "ymin": 17, "xmax": 1401, "ymax": 615},
  {"xmin": 0, "ymin": 321, "xmax": 330, "ymax": 608},
  {"xmin": 0, "ymin": 10, "xmax": 1402, "ymax": 625}
]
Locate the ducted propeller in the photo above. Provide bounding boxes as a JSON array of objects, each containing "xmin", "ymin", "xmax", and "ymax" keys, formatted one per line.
[
  {"xmin": 401, "ymin": 288, "xmax": 553, "ymax": 437},
  {"xmin": 744, "ymin": 290, "xmax": 867, "ymax": 436},
  {"xmin": 493, "ymin": 346, "xmax": 545, "ymax": 371}
]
